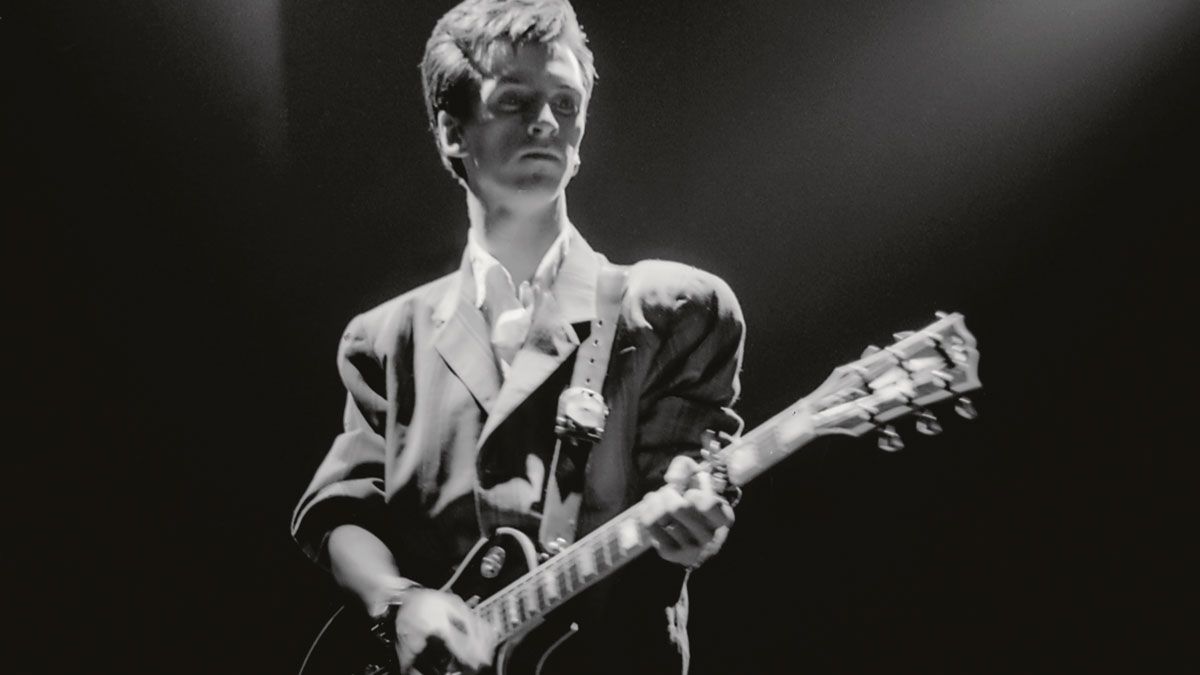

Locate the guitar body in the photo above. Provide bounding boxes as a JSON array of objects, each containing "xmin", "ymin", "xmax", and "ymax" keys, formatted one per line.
[{"xmin": 299, "ymin": 527, "xmax": 589, "ymax": 675}]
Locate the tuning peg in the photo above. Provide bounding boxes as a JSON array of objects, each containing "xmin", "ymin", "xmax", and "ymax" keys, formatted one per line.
[
  {"xmin": 915, "ymin": 409, "xmax": 943, "ymax": 436},
  {"xmin": 954, "ymin": 396, "xmax": 979, "ymax": 420},
  {"xmin": 877, "ymin": 425, "xmax": 904, "ymax": 452}
]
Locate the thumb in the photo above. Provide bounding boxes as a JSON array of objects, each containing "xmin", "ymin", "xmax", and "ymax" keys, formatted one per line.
[{"xmin": 664, "ymin": 455, "xmax": 702, "ymax": 490}]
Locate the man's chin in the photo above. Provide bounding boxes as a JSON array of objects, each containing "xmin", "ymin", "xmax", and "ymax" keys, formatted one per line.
[
  {"xmin": 474, "ymin": 172, "xmax": 569, "ymax": 206},
  {"xmin": 509, "ymin": 173, "xmax": 568, "ymax": 198}
]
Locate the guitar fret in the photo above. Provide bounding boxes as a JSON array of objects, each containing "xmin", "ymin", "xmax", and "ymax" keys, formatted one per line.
[
  {"xmin": 527, "ymin": 581, "xmax": 543, "ymax": 615},
  {"xmin": 543, "ymin": 566, "xmax": 559, "ymax": 602},
  {"xmin": 557, "ymin": 564, "xmax": 573, "ymax": 595},
  {"xmin": 618, "ymin": 519, "xmax": 640, "ymax": 551},
  {"xmin": 505, "ymin": 594, "xmax": 519, "ymax": 627},
  {"xmin": 566, "ymin": 557, "xmax": 580, "ymax": 588},
  {"xmin": 577, "ymin": 545, "xmax": 597, "ymax": 578}
]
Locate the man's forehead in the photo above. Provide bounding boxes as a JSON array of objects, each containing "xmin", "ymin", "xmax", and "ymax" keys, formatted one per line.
[{"xmin": 484, "ymin": 41, "xmax": 585, "ymax": 91}]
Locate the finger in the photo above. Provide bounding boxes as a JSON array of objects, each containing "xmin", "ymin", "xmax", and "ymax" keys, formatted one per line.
[
  {"xmin": 657, "ymin": 490, "xmax": 706, "ymax": 547},
  {"xmin": 667, "ymin": 510, "xmax": 713, "ymax": 548},
  {"xmin": 445, "ymin": 593, "xmax": 481, "ymax": 633},
  {"xmin": 664, "ymin": 455, "xmax": 702, "ymax": 490},
  {"xmin": 694, "ymin": 525, "xmax": 730, "ymax": 566},
  {"xmin": 450, "ymin": 638, "xmax": 487, "ymax": 671},
  {"xmin": 455, "ymin": 616, "xmax": 494, "ymax": 668},
  {"xmin": 395, "ymin": 639, "xmax": 419, "ymax": 672},
  {"xmin": 684, "ymin": 488, "xmax": 735, "ymax": 528},
  {"xmin": 438, "ymin": 622, "xmax": 484, "ymax": 670},
  {"xmin": 472, "ymin": 618, "xmax": 497, "ymax": 666},
  {"xmin": 637, "ymin": 489, "xmax": 667, "ymax": 526},
  {"xmin": 647, "ymin": 518, "xmax": 692, "ymax": 551},
  {"xmin": 396, "ymin": 617, "xmax": 428, "ymax": 653}
]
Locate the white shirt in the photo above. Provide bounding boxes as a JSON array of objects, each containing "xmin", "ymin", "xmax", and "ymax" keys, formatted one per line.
[{"xmin": 466, "ymin": 224, "xmax": 572, "ymax": 379}]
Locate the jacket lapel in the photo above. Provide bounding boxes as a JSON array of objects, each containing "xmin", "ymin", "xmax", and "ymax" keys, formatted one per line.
[
  {"xmin": 476, "ymin": 229, "xmax": 600, "ymax": 450},
  {"xmin": 433, "ymin": 252, "xmax": 501, "ymax": 413}
]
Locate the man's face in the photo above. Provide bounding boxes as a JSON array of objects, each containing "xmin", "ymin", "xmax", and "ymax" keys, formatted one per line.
[{"xmin": 452, "ymin": 40, "xmax": 588, "ymax": 205}]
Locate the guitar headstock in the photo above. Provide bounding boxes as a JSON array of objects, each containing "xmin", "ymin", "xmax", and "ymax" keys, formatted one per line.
[{"xmin": 808, "ymin": 312, "xmax": 982, "ymax": 441}]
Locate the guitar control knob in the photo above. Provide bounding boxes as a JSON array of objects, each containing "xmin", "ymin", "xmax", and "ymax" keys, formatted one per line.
[
  {"xmin": 545, "ymin": 537, "xmax": 568, "ymax": 556},
  {"xmin": 915, "ymin": 409, "xmax": 942, "ymax": 436},
  {"xmin": 480, "ymin": 546, "xmax": 506, "ymax": 579},
  {"xmin": 877, "ymin": 425, "xmax": 904, "ymax": 452},
  {"xmin": 954, "ymin": 396, "xmax": 979, "ymax": 420}
]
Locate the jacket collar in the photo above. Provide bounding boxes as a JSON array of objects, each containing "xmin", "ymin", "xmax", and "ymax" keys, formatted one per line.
[
  {"xmin": 432, "ymin": 251, "xmax": 502, "ymax": 413},
  {"xmin": 432, "ymin": 227, "xmax": 601, "ymax": 440},
  {"xmin": 465, "ymin": 224, "xmax": 573, "ymax": 311}
]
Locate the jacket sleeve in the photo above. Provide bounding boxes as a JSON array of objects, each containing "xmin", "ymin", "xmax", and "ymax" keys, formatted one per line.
[
  {"xmin": 627, "ymin": 262, "xmax": 746, "ymax": 492},
  {"xmin": 290, "ymin": 312, "xmax": 397, "ymax": 566}
]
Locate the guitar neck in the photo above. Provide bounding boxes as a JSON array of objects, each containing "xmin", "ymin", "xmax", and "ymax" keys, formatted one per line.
[
  {"xmin": 724, "ymin": 396, "xmax": 819, "ymax": 487},
  {"xmin": 473, "ymin": 501, "xmax": 656, "ymax": 642},
  {"xmin": 475, "ymin": 311, "xmax": 981, "ymax": 642},
  {"xmin": 474, "ymin": 402, "xmax": 820, "ymax": 642}
]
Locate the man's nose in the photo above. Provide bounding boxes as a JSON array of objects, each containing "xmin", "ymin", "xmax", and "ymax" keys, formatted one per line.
[{"xmin": 527, "ymin": 103, "xmax": 559, "ymax": 139}]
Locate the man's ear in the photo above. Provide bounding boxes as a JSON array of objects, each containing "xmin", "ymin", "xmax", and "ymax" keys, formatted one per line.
[{"xmin": 436, "ymin": 110, "xmax": 469, "ymax": 159}]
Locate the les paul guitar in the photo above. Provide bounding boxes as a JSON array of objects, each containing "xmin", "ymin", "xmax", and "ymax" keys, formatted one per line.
[{"xmin": 299, "ymin": 312, "xmax": 983, "ymax": 675}]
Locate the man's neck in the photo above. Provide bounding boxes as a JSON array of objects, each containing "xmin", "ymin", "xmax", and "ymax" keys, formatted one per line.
[{"xmin": 466, "ymin": 192, "xmax": 569, "ymax": 285}]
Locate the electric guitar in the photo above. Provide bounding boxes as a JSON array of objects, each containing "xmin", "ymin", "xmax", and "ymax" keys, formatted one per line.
[{"xmin": 298, "ymin": 311, "xmax": 983, "ymax": 675}]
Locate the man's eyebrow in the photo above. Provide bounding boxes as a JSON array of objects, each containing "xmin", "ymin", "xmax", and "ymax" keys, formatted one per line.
[{"xmin": 493, "ymin": 74, "xmax": 581, "ymax": 92}]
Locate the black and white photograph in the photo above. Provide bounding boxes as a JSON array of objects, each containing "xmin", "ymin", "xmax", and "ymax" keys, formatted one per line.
[{"xmin": 8, "ymin": 1, "xmax": 1195, "ymax": 673}]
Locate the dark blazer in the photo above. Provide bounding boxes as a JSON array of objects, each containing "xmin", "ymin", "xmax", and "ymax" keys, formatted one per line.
[{"xmin": 292, "ymin": 228, "xmax": 745, "ymax": 673}]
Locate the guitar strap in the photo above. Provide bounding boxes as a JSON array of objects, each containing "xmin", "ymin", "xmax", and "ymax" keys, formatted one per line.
[{"xmin": 537, "ymin": 261, "xmax": 628, "ymax": 551}]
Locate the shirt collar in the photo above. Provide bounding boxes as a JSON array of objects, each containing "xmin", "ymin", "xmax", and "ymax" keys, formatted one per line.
[{"xmin": 466, "ymin": 223, "xmax": 574, "ymax": 310}]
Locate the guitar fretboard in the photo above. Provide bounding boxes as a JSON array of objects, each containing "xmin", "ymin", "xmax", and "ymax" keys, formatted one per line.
[
  {"xmin": 473, "ymin": 398, "xmax": 811, "ymax": 641},
  {"xmin": 473, "ymin": 312, "xmax": 980, "ymax": 641},
  {"xmin": 473, "ymin": 501, "xmax": 655, "ymax": 641}
]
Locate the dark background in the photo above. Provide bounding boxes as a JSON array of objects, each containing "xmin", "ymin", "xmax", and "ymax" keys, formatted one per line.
[{"xmin": 7, "ymin": 1, "xmax": 1195, "ymax": 673}]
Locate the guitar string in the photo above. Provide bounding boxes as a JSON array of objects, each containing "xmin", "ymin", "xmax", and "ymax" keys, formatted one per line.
[
  {"xmin": 476, "ymin": 399, "xmax": 808, "ymax": 633},
  {"xmin": 475, "ymin": 504, "xmax": 651, "ymax": 634},
  {"xmin": 478, "ymin": 365, "xmax": 958, "ymax": 625},
  {"xmin": 475, "ymin": 331, "xmax": 966, "ymax": 632},
  {"xmin": 475, "ymin": 505, "xmax": 641, "ymax": 613}
]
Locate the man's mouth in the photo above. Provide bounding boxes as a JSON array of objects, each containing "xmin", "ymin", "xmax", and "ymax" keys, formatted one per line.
[{"xmin": 520, "ymin": 149, "xmax": 562, "ymax": 162}]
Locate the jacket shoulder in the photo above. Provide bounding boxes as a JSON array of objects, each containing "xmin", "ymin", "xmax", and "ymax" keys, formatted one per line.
[
  {"xmin": 623, "ymin": 259, "xmax": 742, "ymax": 332},
  {"xmin": 340, "ymin": 272, "xmax": 457, "ymax": 359}
]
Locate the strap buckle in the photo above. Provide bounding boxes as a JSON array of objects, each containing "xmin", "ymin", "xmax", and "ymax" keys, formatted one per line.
[{"xmin": 555, "ymin": 386, "xmax": 609, "ymax": 444}]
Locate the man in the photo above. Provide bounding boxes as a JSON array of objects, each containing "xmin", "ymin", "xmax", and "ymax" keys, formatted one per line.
[{"xmin": 292, "ymin": 1, "xmax": 744, "ymax": 673}]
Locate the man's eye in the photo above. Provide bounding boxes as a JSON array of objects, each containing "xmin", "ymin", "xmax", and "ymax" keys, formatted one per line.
[
  {"xmin": 552, "ymin": 97, "xmax": 579, "ymax": 115},
  {"xmin": 496, "ymin": 94, "xmax": 525, "ymax": 111}
]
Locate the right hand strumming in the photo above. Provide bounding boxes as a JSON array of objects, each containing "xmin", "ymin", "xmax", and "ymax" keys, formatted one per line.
[{"xmin": 392, "ymin": 589, "xmax": 496, "ymax": 674}]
